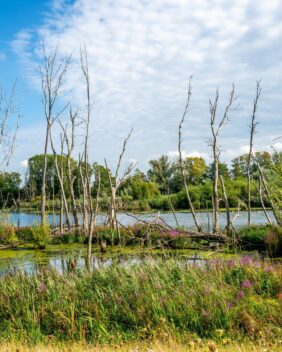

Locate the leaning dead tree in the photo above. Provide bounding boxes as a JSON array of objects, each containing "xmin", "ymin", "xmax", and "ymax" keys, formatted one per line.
[
  {"xmin": 257, "ymin": 163, "xmax": 281, "ymax": 226},
  {"xmin": 39, "ymin": 42, "xmax": 71, "ymax": 226},
  {"xmin": 105, "ymin": 128, "xmax": 135, "ymax": 241},
  {"xmin": 247, "ymin": 80, "xmax": 261, "ymax": 226},
  {"xmin": 0, "ymin": 82, "xmax": 20, "ymax": 166},
  {"xmin": 178, "ymin": 77, "xmax": 202, "ymax": 233},
  {"xmin": 208, "ymin": 85, "xmax": 237, "ymax": 234}
]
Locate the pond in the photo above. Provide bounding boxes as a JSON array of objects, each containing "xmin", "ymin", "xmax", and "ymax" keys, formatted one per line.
[
  {"xmin": 0, "ymin": 210, "xmax": 276, "ymax": 229},
  {"xmin": 0, "ymin": 245, "xmax": 211, "ymax": 276}
]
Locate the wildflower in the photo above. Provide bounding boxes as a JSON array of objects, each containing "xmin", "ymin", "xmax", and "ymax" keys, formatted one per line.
[
  {"xmin": 227, "ymin": 259, "xmax": 235, "ymax": 268},
  {"xmin": 241, "ymin": 280, "xmax": 253, "ymax": 289},
  {"xmin": 227, "ymin": 302, "xmax": 234, "ymax": 310},
  {"xmin": 239, "ymin": 255, "xmax": 252, "ymax": 266},
  {"xmin": 236, "ymin": 290, "xmax": 245, "ymax": 300},
  {"xmin": 168, "ymin": 230, "xmax": 179, "ymax": 237},
  {"xmin": 264, "ymin": 265, "xmax": 274, "ymax": 272}
]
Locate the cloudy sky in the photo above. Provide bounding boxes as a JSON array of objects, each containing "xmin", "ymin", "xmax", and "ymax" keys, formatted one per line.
[{"xmin": 0, "ymin": 0, "xmax": 281, "ymax": 174}]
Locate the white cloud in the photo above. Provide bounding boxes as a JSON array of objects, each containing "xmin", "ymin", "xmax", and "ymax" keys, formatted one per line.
[
  {"xmin": 9, "ymin": 0, "xmax": 282, "ymax": 172},
  {"xmin": 20, "ymin": 160, "xmax": 28, "ymax": 168},
  {"xmin": 167, "ymin": 150, "xmax": 209, "ymax": 161}
]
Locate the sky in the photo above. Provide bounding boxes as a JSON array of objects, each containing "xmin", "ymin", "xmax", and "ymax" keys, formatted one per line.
[{"xmin": 0, "ymin": 0, "xmax": 281, "ymax": 175}]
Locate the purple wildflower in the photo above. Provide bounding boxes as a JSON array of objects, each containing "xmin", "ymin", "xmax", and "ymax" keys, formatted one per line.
[
  {"xmin": 239, "ymin": 255, "xmax": 252, "ymax": 266},
  {"xmin": 237, "ymin": 290, "xmax": 245, "ymax": 300},
  {"xmin": 241, "ymin": 280, "xmax": 253, "ymax": 289},
  {"xmin": 265, "ymin": 266, "xmax": 274, "ymax": 272},
  {"xmin": 168, "ymin": 230, "xmax": 180, "ymax": 237},
  {"xmin": 227, "ymin": 302, "xmax": 234, "ymax": 310}
]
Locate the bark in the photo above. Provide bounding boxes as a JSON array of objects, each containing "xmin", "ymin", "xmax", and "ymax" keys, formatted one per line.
[
  {"xmin": 258, "ymin": 175, "xmax": 272, "ymax": 225},
  {"xmin": 257, "ymin": 164, "xmax": 281, "ymax": 225},
  {"xmin": 247, "ymin": 81, "xmax": 261, "ymax": 226},
  {"xmin": 220, "ymin": 175, "xmax": 233, "ymax": 237},
  {"xmin": 178, "ymin": 77, "xmax": 202, "ymax": 232},
  {"xmin": 209, "ymin": 85, "xmax": 236, "ymax": 234}
]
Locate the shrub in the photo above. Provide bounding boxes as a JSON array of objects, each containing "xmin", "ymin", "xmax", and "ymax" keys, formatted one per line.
[
  {"xmin": 31, "ymin": 225, "xmax": 50, "ymax": 249},
  {"xmin": 0, "ymin": 224, "xmax": 18, "ymax": 245},
  {"xmin": 15, "ymin": 226, "xmax": 34, "ymax": 242},
  {"xmin": 238, "ymin": 225, "xmax": 270, "ymax": 251}
]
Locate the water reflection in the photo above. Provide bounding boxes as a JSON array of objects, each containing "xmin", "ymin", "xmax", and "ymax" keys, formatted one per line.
[{"xmin": 0, "ymin": 247, "xmax": 208, "ymax": 276}]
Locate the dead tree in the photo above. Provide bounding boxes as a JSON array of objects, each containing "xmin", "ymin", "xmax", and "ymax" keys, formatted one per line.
[
  {"xmin": 219, "ymin": 175, "xmax": 233, "ymax": 237},
  {"xmin": 209, "ymin": 85, "xmax": 237, "ymax": 234},
  {"xmin": 59, "ymin": 108, "xmax": 80, "ymax": 228},
  {"xmin": 247, "ymin": 81, "xmax": 261, "ymax": 226},
  {"xmin": 257, "ymin": 163, "xmax": 281, "ymax": 225},
  {"xmin": 0, "ymin": 82, "xmax": 20, "ymax": 166},
  {"xmin": 105, "ymin": 128, "xmax": 135, "ymax": 242},
  {"xmin": 178, "ymin": 77, "xmax": 202, "ymax": 233},
  {"xmin": 258, "ymin": 174, "xmax": 272, "ymax": 225},
  {"xmin": 79, "ymin": 45, "xmax": 100, "ymax": 261},
  {"xmin": 49, "ymin": 130, "xmax": 71, "ymax": 230},
  {"xmin": 80, "ymin": 45, "xmax": 92, "ymax": 239},
  {"xmin": 39, "ymin": 41, "xmax": 71, "ymax": 226}
]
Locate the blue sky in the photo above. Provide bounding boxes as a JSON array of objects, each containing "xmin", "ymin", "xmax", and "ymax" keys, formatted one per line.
[{"xmin": 0, "ymin": 0, "xmax": 281, "ymax": 175}]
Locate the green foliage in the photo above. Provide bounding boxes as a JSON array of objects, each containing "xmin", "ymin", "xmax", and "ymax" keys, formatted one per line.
[
  {"xmin": 238, "ymin": 225, "xmax": 270, "ymax": 251},
  {"xmin": 30, "ymin": 225, "xmax": 50, "ymax": 249},
  {"xmin": 0, "ymin": 259, "xmax": 280, "ymax": 344},
  {"xmin": 0, "ymin": 172, "xmax": 21, "ymax": 207},
  {"xmin": 0, "ymin": 224, "xmax": 18, "ymax": 245}
]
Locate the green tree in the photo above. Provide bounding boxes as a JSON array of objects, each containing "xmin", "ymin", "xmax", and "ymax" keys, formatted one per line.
[
  {"xmin": 0, "ymin": 172, "xmax": 21, "ymax": 207},
  {"xmin": 147, "ymin": 155, "xmax": 172, "ymax": 193}
]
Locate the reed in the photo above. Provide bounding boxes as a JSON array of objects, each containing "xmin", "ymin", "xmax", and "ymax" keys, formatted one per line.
[{"xmin": 0, "ymin": 257, "xmax": 281, "ymax": 345}]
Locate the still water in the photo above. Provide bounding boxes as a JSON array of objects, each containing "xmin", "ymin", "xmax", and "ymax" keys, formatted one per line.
[
  {"xmin": 0, "ymin": 210, "xmax": 276, "ymax": 229},
  {"xmin": 0, "ymin": 245, "xmax": 209, "ymax": 276}
]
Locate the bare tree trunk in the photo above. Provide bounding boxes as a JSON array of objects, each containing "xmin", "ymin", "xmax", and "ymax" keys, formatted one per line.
[
  {"xmin": 220, "ymin": 175, "xmax": 232, "ymax": 236},
  {"xmin": 41, "ymin": 125, "xmax": 50, "ymax": 226},
  {"xmin": 59, "ymin": 109, "xmax": 80, "ymax": 229},
  {"xmin": 39, "ymin": 42, "xmax": 71, "ymax": 226},
  {"xmin": 105, "ymin": 129, "xmax": 135, "ymax": 243},
  {"xmin": 178, "ymin": 77, "xmax": 202, "ymax": 232},
  {"xmin": 50, "ymin": 131, "xmax": 71, "ymax": 229},
  {"xmin": 258, "ymin": 174, "xmax": 272, "ymax": 225},
  {"xmin": 247, "ymin": 81, "xmax": 261, "ymax": 226},
  {"xmin": 209, "ymin": 85, "xmax": 237, "ymax": 234},
  {"xmin": 257, "ymin": 164, "xmax": 281, "ymax": 225}
]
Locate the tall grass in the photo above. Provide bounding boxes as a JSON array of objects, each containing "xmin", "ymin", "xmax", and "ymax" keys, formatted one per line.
[
  {"xmin": 0, "ymin": 340, "xmax": 281, "ymax": 352},
  {"xmin": 0, "ymin": 257, "xmax": 281, "ymax": 345}
]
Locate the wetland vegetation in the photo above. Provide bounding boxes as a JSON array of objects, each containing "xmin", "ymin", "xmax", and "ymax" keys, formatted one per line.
[{"xmin": 0, "ymin": 42, "xmax": 281, "ymax": 351}]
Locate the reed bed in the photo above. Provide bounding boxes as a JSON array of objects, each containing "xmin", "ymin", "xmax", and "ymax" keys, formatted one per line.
[{"xmin": 0, "ymin": 256, "xmax": 281, "ymax": 346}]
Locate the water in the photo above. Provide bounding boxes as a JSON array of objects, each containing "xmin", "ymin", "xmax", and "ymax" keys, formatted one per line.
[
  {"xmin": 0, "ymin": 245, "xmax": 207, "ymax": 276},
  {"xmin": 0, "ymin": 210, "xmax": 276, "ymax": 229},
  {"xmin": 0, "ymin": 210, "xmax": 275, "ymax": 276}
]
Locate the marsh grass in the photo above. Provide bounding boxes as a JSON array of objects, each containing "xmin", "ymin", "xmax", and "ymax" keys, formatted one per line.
[
  {"xmin": 0, "ymin": 339, "xmax": 281, "ymax": 352},
  {"xmin": 0, "ymin": 257, "xmax": 281, "ymax": 345}
]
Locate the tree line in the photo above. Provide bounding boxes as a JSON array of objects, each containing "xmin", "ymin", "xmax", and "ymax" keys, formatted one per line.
[
  {"xmin": 1, "ymin": 149, "xmax": 281, "ymax": 213},
  {"xmin": 1, "ymin": 42, "xmax": 281, "ymax": 260}
]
